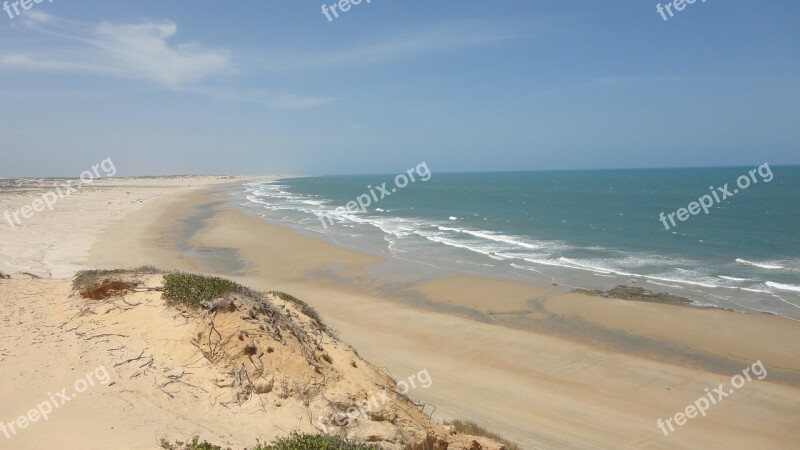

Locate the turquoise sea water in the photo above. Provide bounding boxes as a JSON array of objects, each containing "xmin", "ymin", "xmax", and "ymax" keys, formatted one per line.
[{"xmin": 235, "ymin": 166, "xmax": 800, "ymax": 320}]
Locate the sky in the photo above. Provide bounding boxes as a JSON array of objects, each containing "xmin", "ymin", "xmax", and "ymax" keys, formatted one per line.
[{"xmin": 0, "ymin": 0, "xmax": 798, "ymax": 177}]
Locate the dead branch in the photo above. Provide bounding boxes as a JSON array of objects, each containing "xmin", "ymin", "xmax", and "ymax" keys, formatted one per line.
[
  {"xmin": 85, "ymin": 333, "xmax": 129, "ymax": 340},
  {"xmin": 131, "ymin": 287, "xmax": 163, "ymax": 293},
  {"xmin": 115, "ymin": 351, "xmax": 146, "ymax": 367}
]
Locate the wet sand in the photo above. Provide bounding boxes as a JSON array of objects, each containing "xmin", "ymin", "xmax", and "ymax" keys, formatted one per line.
[{"xmin": 84, "ymin": 183, "xmax": 800, "ymax": 449}]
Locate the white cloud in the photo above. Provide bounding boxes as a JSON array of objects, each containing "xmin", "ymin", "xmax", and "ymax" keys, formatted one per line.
[
  {"xmin": 3, "ymin": 12, "xmax": 233, "ymax": 89},
  {"xmin": 1, "ymin": 13, "xmax": 334, "ymax": 109}
]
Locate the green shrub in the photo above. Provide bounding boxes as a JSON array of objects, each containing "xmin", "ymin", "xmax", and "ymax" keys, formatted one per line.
[
  {"xmin": 162, "ymin": 273, "xmax": 245, "ymax": 308},
  {"xmin": 160, "ymin": 434, "xmax": 378, "ymax": 450},
  {"xmin": 159, "ymin": 436, "xmax": 228, "ymax": 450},
  {"xmin": 73, "ymin": 266, "xmax": 162, "ymax": 291},
  {"xmin": 253, "ymin": 433, "xmax": 379, "ymax": 450}
]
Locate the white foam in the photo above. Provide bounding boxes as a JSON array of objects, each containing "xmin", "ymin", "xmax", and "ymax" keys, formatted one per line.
[
  {"xmin": 766, "ymin": 281, "xmax": 800, "ymax": 292},
  {"xmin": 557, "ymin": 258, "xmax": 612, "ymax": 275},
  {"xmin": 415, "ymin": 232, "xmax": 494, "ymax": 255},
  {"xmin": 736, "ymin": 258, "xmax": 784, "ymax": 269},
  {"xmin": 646, "ymin": 280, "xmax": 684, "ymax": 289},
  {"xmin": 641, "ymin": 275, "xmax": 718, "ymax": 289},
  {"xmin": 458, "ymin": 229, "xmax": 543, "ymax": 250},
  {"xmin": 740, "ymin": 287, "xmax": 772, "ymax": 294}
]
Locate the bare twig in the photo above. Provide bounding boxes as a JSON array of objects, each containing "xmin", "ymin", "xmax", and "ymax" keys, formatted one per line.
[
  {"xmin": 115, "ymin": 351, "xmax": 146, "ymax": 367},
  {"xmin": 85, "ymin": 333, "xmax": 129, "ymax": 340}
]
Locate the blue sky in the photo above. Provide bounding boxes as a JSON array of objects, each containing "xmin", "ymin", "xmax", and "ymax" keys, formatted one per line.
[{"xmin": 1, "ymin": 0, "xmax": 798, "ymax": 176}]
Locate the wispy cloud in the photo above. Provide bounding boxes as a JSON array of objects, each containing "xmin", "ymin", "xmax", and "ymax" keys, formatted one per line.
[
  {"xmin": 253, "ymin": 19, "xmax": 523, "ymax": 71},
  {"xmin": 3, "ymin": 12, "xmax": 234, "ymax": 89},
  {"xmin": 0, "ymin": 12, "xmax": 332, "ymax": 109}
]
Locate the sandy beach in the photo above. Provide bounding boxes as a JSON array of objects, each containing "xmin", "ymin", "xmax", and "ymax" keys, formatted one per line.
[
  {"xmin": 1, "ymin": 178, "xmax": 799, "ymax": 449},
  {"xmin": 4, "ymin": 2, "xmax": 798, "ymax": 448}
]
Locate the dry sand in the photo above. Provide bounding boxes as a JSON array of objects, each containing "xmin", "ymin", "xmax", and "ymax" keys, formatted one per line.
[
  {"xmin": 2, "ymin": 178, "xmax": 799, "ymax": 449},
  {"xmin": 0, "ymin": 176, "xmax": 257, "ymax": 277}
]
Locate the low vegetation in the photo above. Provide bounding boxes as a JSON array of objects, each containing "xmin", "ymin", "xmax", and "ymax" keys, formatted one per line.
[
  {"xmin": 159, "ymin": 436, "xmax": 223, "ymax": 450},
  {"xmin": 446, "ymin": 420, "xmax": 522, "ymax": 450},
  {"xmin": 73, "ymin": 266, "xmax": 162, "ymax": 299},
  {"xmin": 162, "ymin": 273, "xmax": 264, "ymax": 308},
  {"xmin": 258, "ymin": 433, "xmax": 380, "ymax": 450},
  {"xmin": 159, "ymin": 433, "xmax": 380, "ymax": 450}
]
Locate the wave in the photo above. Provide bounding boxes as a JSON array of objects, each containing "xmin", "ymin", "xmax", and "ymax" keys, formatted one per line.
[
  {"xmin": 718, "ymin": 275, "xmax": 752, "ymax": 281},
  {"xmin": 513, "ymin": 255, "xmax": 724, "ymax": 289},
  {"xmin": 739, "ymin": 287, "xmax": 773, "ymax": 294},
  {"xmin": 438, "ymin": 226, "xmax": 547, "ymax": 250},
  {"xmin": 414, "ymin": 231, "xmax": 497, "ymax": 256},
  {"xmin": 736, "ymin": 258, "xmax": 784, "ymax": 270},
  {"xmin": 646, "ymin": 280, "xmax": 685, "ymax": 289},
  {"xmin": 766, "ymin": 281, "xmax": 800, "ymax": 292},
  {"xmin": 557, "ymin": 258, "xmax": 613, "ymax": 275},
  {"xmin": 642, "ymin": 274, "xmax": 718, "ymax": 289}
]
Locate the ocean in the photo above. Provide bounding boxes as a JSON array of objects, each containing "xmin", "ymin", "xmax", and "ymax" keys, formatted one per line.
[{"xmin": 233, "ymin": 166, "xmax": 800, "ymax": 320}]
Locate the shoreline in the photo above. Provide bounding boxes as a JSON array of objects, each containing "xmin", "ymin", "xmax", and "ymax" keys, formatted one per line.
[
  {"xmin": 85, "ymin": 181, "xmax": 800, "ymax": 448},
  {"xmin": 238, "ymin": 175, "xmax": 800, "ymax": 322},
  {"xmin": 230, "ymin": 179, "xmax": 759, "ymax": 319}
]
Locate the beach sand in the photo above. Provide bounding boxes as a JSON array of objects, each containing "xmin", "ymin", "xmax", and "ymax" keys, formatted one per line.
[{"xmin": 2, "ymin": 179, "xmax": 799, "ymax": 449}]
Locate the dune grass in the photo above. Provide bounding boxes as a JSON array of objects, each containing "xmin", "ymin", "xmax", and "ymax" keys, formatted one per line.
[{"xmin": 159, "ymin": 433, "xmax": 379, "ymax": 450}]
